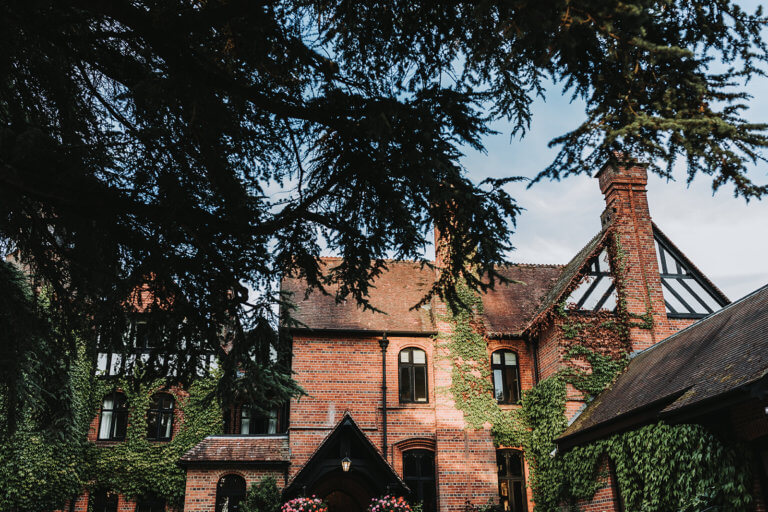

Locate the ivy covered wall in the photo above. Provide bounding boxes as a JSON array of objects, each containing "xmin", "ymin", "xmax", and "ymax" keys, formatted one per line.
[
  {"xmin": 0, "ymin": 348, "xmax": 223, "ymax": 511},
  {"xmin": 441, "ymin": 268, "xmax": 755, "ymax": 512}
]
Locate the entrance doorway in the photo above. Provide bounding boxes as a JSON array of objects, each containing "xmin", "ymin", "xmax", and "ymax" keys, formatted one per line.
[{"xmin": 312, "ymin": 472, "xmax": 374, "ymax": 512}]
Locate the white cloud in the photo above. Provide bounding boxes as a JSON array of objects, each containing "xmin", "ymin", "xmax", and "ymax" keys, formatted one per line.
[{"xmin": 461, "ymin": 70, "xmax": 768, "ymax": 301}]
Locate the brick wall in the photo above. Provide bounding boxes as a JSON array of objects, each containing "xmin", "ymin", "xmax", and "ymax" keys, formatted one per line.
[
  {"xmin": 290, "ymin": 319, "xmax": 538, "ymax": 511},
  {"xmin": 597, "ymin": 162, "xmax": 672, "ymax": 350},
  {"xmin": 184, "ymin": 468, "xmax": 285, "ymax": 512},
  {"xmin": 573, "ymin": 457, "xmax": 621, "ymax": 512}
]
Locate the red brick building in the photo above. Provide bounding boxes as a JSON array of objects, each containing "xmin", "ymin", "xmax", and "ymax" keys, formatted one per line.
[
  {"xmin": 557, "ymin": 282, "xmax": 768, "ymax": 511},
  {"xmin": 77, "ymin": 161, "xmax": 741, "ymax": 512}
]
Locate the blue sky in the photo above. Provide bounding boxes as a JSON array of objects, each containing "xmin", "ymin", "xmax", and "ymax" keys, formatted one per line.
[{"xmin": 459, "ymin": 2, "xmax": 768, "ymax": 301}]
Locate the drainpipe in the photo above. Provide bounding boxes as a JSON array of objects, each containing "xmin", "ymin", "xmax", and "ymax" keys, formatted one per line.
[{"xmin": 379, "ymin": 333, "xmax": 390, "ymax": 458}]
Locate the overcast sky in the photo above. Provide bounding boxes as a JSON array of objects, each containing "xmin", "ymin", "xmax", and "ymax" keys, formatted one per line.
[{"xmin": 459, "ymin": 18, "xmax": 768, "ymax": 301}]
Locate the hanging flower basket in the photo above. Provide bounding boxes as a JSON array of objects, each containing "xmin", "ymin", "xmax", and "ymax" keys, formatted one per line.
[
  {"xmin": 281, "ymin": 496, "xmax": 329, "ymax": 512},
  {"xmin": 367, "ymin": 495, "xmax": 413, "ymax": 512}
]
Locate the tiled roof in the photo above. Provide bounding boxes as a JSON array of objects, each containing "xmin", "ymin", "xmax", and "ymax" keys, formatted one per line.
[
  {"xmin": 559, "ymin": 283, "xmax": 768, "ymax": 449},
  {"xmin": 281, "ymin": 259, "xmax": 563, "ymax": 336},
  {"xmin": 179, "ymin": 435, "xmax": 290, "ymax": 466},
  {"xmin": 281, "ymin": 259, "xmax": 436, "ymax": 333},
  {"xmin": 524, "ymin": 225, "xmax": 612, "ymax": 330},
  {"xmin": 481, "ymin": 264, "xmax": 564, "ymax": 336}
]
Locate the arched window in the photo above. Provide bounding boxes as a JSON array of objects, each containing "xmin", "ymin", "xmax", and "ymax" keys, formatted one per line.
[
  {"xmin": 497, "ymin": 449, "xmax": 527, "ymax": 512},
  {"xmin": 98, "ymin": 392, "xmax": 128, "ymax": 441},
  {"xmin": 399, "ymin": 348, "xmax": 428, "ymax": 403},
  {"xmin": 146, "ymin": 393, "xmax": 174, "ymax": 441},
  {"xmin": 135, "ymin": 494, "xmax": 165, "ymax": 512},
  {"xmin": 491, "ymin": 350, "xmax": 520, "ymax": 404},
  {"xmin": 90, "ymin": 489, "xmax": 118, "ymax": 512},
  {"xmin": 215, "ymin": 474, "xmax": 246, "ymax": 512},
  {"xmin": 403, "ymin": 449, "xmax": 436, "ymax": 512}
]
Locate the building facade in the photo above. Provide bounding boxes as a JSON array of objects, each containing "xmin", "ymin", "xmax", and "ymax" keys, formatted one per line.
[{"xmin": 64, "ymin": 161, "xmax": 735, "ymax": 512}]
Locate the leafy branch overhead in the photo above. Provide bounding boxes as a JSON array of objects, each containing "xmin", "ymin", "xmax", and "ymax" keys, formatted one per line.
[{"xmin": 1, "ymin": 1, "xmax": 766, "ymax": 399}]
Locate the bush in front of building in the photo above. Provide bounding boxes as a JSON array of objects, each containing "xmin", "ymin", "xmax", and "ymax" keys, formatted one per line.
[
  {"xmin": 280, "ymin": 496, "xmax": 328, "ymax": 512},
  {"xmin": 244, "ymin": 475, "xmax": 281, "ymax": 512},
  {"xmin": 367, "ymin": 495, "xmax": 412, "ymax": 512}
]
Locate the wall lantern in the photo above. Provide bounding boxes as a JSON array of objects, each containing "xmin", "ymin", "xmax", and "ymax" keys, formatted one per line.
[{"xmin": 341, "ymin": 456, "xmax": 351, "ymax": 472}]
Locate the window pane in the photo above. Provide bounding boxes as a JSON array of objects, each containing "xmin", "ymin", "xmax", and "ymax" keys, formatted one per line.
[
  {"xmin": 400, "ymin": 351, "xmax": 410, "ymax": 363},
  {"xmin": 161, "ymin": 412, "xmax": 173, "ymax": 439},
  {"xmin": 403, "ymin": 452, "xmax": 418, "ymax": 476},
  {"xmin": 147, "ymin": 412, "xmax": 158, "ymax": 439},
  {"xmin": 267, "ymin": 411, "xmax": 277, "ymax": 434},
  {"xmin": 110, "ymin": 354, "xmax": 122, "ymax": 374},
  {"xmin": 420, "ymin": 452, "xmax": 434, "ymax": 477},
  {"xmin": 509, "ymin": 452, "xmax": 522, "ymax": 476},
  {"xmin": 240, "ymin": 413, "xmax": 251, "ymax": 435},
  {"xmin": 99, "ymin": 411, "xmax": 113, "ymax": 439},
  {"xmin": 493, "ymin": 369, "xmax": 504, "ymax": 402},
  {"xmin": 504, "ymin": 352, "xmax": 517, "ymax": 366},
  {"xmin": 497, "ymin": 450, "xmax": 507, "ymax": 476},
  {"xmin": 399, "ymin": 366, "xmax": 411, "ymax": 401},
  {"xmin": 504, "ymin": 367, "xmax": 518, "ymax": 403},
  {"xmin": 412, "ymin": 349, "xmax": 426, "ymax": 364},
  {"xmin": 97, "ymin": 353, "xmax": 109, "ymax": 373},
  {"xmin": 114, "ymin": 412, "xmax": 128, "ymax": 439},
  {"xmin": 414, "ymin": 366, "xmax": 427, "ymax": 402},
  {"xmin": 91, "ymin": 490, "xmax": 118, "ymax": 512},
  {"xmin": 492, "ymin": 352, "xmax": 501, "ymax": 364},
  {"xmin": 513, "ymin": 481, "xmax": 524, "ymax": 511}
]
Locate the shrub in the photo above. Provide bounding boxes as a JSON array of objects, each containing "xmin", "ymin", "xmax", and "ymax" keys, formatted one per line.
[
  {"xmin": 280, "ymin": 496, "xmax": 328, "ymax": 512},
  {"xmin": 244, "ymin": 476, "xmax": 281, "ymax": 512},
  {"xmin": 367, "ymin": 495, "xmax": 412, "ymax": 512}
]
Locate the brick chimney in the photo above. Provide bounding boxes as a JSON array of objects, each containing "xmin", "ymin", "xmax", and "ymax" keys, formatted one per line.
[{"xmin": 596, "ymin": 160, "xmax": 670, "ymax": 351}]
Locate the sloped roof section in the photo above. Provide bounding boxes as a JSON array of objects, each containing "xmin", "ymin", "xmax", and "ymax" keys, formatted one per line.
[
  {"xmin": 283, "ymin": 412, "xmax": 408, "ymax": 497},
  {"xmin": 281, "ymin": 259, "xmax": 436, "ymax": 333},
  {"xmin": 559, "ymin": 283, "xmax": 768, "ymax": 449},
  {"xmin": 282, "ymin": 258, "xmax": 564, "ymax": 336},
  {"xmin": 524, "ymin": 225, "xmax": 612, "ymax": 331},
  {"xmin": 481, "ymin": 264, "xmax": 563, "ymax": 337},
  {"xmin": 179, "ymin": 435, "xmax": 290, "ymax": 467}
]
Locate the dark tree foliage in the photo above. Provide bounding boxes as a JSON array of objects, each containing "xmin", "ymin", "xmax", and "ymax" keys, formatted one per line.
[
  {"xmin": 0, "ymin": 0, "xmax": 766, "ymax": 425},
  {"xmin": 0, "ymin": 262, "xmax": 70, "ymax": 437}
]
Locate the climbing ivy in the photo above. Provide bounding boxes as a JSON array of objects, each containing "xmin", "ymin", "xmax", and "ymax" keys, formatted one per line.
[
  {"xmin": 442, "ymin": 267, "xmax": 754, "ymax": 511},
  {"xmin": 90, "ymin": 371, "xmax": 222, "ymax": 507},
  {"xmin": 0, "ymin": 347, "xmax": 222, "ymax": 510},
  {"xmin": 0, "ymin": 344, "xmax": 94, "ymax": 511},
  {"xmin": 441, "ymin": 282, "xmax": 527, "ymax": 449}
]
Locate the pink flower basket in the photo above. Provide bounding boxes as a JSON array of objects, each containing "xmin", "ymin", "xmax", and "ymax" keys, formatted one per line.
[
  {"xmin": 367, "ymin": 495, "xmax": 413, "ymax": 512},
  {"xmin": 281, "ymin": 496, "xmax": 329, "ymax": 512}
]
